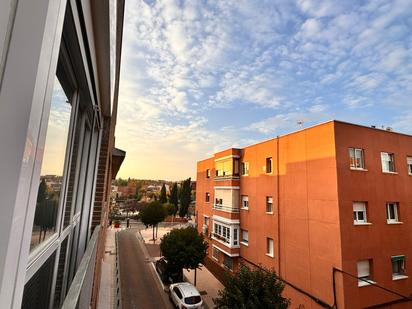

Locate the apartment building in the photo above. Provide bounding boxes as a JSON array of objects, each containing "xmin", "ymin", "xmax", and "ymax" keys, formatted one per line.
[
  {"xmin": 0, "ymin": 1, "xmax": 125, "ymax": 308},
  {"xmin": 196, "ymin": 120, "xmax": 412, "ymax": 309}
]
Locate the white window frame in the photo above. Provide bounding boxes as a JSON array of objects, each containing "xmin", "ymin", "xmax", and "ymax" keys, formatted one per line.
[
  {"xmin": 392, "ymin": 255, "xmax": 407, "ymax": 280},
  {"xmin": 241, "ymin": 195, "xmax": 249, "ymax": 209},
  {"xmin": 353, "ymin": 202, "xmax": 369, "ymax": 225},
  {"xmin": 266, "ymin": 157, "xmax": 272, "ymax": 174},
  {"xmin": 212, "ymin": 217, "xmax": 240, "ymax": 248},
  {"xmin": 266, "ymin": 238, "xmax": 274, "ymax": 257},
  {"xmin": 241, "ymin": 229, "xmax": 248, "ymax": 246},
  {"xmin": 266, "ymin": 196, "xmax": 273, "ymax": 213},
  {"xmin": 349, "ymin": 148, "xmax": 365, "ymax": 169},
  {"xmin": 212, "ymin": 247, "xmax": 220, "ymax": 261},
  {"xmin": 357, "ymin": 259, "xmax": 374, "ymax": 287},
  {"xmin": 381, "ymin": 152, "xmax": 396, "ymax": 173},
  {"xmin": 407, "ymin": 157, "xmax": 412, "ymax": 175},
  {"xmin": 241, "ymin": 162, "xmax": 249, "ymax": 176},
  {"xmin": 386, "ymin": 202, "xmax": 400, "ymax": 224}
]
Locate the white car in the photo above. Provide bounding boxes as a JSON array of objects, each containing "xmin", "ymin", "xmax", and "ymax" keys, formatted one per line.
[{"xmin": 169, "ymin": 282, "xmax": 204, "ymax": 309}]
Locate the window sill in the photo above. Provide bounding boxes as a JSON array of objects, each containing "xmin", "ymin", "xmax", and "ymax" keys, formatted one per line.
[
  {"xmin": 241, "ymin": 174, "xmax": 249, "ymax": 177},
  {"xmin": 358, "ymin": 280, "xmax": 376, "ymax": 287},
  {"xmin": 240, "ymin": 241, "xmax": 248, "ymax": 247},
  {"xmin": 240, "ymin": 207, "xmax": 249, "ymax": 211},
  {"xmin": 350, "ymin": 167, "xmax": 368, "ymax": 172},
  {"xmin": 393, "ymin": 275, "xmax": 408, "ymax": 281},
  {"xmin": 266, "ymin": 212, "xmax": 273, "ymax": 215},
  {"xmin": 354, "ymin": 222, "xmax": 372, "ymax": 226},
  {"xmin": 382, "ymin": 171, "xmax": 398, "ymax": 175},
  {"xmin": 387, "ymin": 221, "xmax": 403, "ymax": 225},
  {"xmin": 266, "ymin": 253, "xmax": 274, "ymax": 258}
]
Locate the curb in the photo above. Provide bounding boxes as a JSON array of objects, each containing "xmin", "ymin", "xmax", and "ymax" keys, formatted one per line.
[{"xmin": 115, "ymin": 232, "xmax": 122, "ymax": 309}]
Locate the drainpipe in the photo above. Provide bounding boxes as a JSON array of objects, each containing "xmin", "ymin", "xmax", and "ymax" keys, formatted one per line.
[{"xmin": 277, "ymin": 136, "xmax": 281, "ymax": 276}]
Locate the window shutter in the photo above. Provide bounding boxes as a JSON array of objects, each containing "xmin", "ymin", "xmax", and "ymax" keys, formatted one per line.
[
  {"xmin": 392, "ymin": 255, "xmax": 405, "ymax": 262},
  {"xmin": 357, "ymin": 260, "xmax": 370, "ymax": 277},
  {"xmin": 353, "ymin": 202, "xmax": 366, "ymax": 212}
]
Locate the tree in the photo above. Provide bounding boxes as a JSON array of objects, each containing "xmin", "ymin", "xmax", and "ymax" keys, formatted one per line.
[
  {"xmin": 139, "ymin": 200, "xmax": 167, "ymax": 241},
  {"xmin": 214, "ymin": 264, "xmax": 290, "ymax": 309},
  {"xmin": 159, "ymin": 183, "xmax": 167, "ymax": 204},
  {"xmin": 160, "ymin": 226, "xmax": 208, "ymax": 282},
  {"xmin": 179, "ymin": 178, "xmax": 191, "ymax": 218},
  {"xmin": 169, "ymin": 183, "xmax": 179, "ymax": 216},
  {"xmin": 164, "ymin": 203, "xmax": 175, "ymax": 216}
]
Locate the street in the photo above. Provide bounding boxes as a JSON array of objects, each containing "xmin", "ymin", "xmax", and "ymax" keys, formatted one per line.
[{"xmin": 118, "ymin": 228, "xmax": 173, "ymax": 309}]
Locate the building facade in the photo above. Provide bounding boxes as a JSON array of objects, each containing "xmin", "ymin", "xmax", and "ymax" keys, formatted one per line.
[
  {"xmin": 196, "ymin": 120, "xmax": 412, "ymax": 308},
  {"xmin": 0, "ymin": 0, "xmax": 125, "ymax": 308}
]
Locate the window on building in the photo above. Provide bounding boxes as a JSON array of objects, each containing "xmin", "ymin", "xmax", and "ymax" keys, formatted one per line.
[
  {"xmin": 212, "ymin": 247, "xmax": 220, "ymax": 260},
  {"xmin": 407, "ymin": 157, "xmax": 412, "ymax": 175},
  {"xmin": 349, "ymin": 148, "xmax": 365, "ymax": 169},
  {"xmin": 266, "ymin": 238, "xmax": 274, "ymax": 257},
  {"xmin": 223, "ymin": 254, "xmax": 233, "ymax": 270},
  {"xmin": 31, "ymin": 77, "xmax": 72, "ymax": 251},
  {"xmin": 234, "ymin": 158, "xmax": 240, "ymax": 175},
  {"xmin": 353, "ymin": 202, "xmax": 368, "ymax": 224},
  {"xmin": 241, "ymin": 229, "xmax": 248, "ymax": 244},
  {"xmin": 205, "ymin": 192, "xmax": 210, "ymax": 203},
  {"xmin": 266, "ymin": 157, "xmax": 272, "ymax": 173},
  {"xmin": 206, "ymin": 169, "xmax": 210, "ymax": 178},
  {"xmin": 357, "ymin": 259, "xmax": 373, "ymax": 286},
  {"xmin": 381, "ymin": 152, "xmax": 395, "ymax": 172},
  {"xmin": 392, "ymin": 256, "xmax": 406, "ymax": 279},
  {"xmin": 204, "ymin": 216, "xmax": 209, "ymax": 226},
  {"xmin": 241, "ymin": 162, "xmax": 249, "ymax": 176},
  {"xmin": 241, "ymin": 195, "xmax": 249, "ymax": 209},
  {"xmin": 213, "ymin": 222, "xmax": 231, "ymax": 244},
  {"xmin": 387, "ymin": 202, "xmax": 400, "ymax": 223},
  {"xmin": 233, "ymin": 228, "xmax": 238, "ymax": 246},
  {"xmin": 266, "ymin": 196, "xmax": 273, "ymax": 213}
]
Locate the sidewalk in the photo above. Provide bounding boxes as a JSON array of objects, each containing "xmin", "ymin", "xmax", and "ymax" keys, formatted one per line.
[
  {"xmin": 184, "ymin": 265, "xmax": 223, "ymax": 309},
  {"xmin": 97, "ymin": 227, "xmax": 120, "ymax": 309},
  {"xmin": 139, "ymin": 225, "xmax": 187, "ymax": 245}
]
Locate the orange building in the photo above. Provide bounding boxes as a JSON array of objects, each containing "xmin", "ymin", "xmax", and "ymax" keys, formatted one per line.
[{"xmin": 196, "ymin": 120, "xmax": 412, "ymax": 308}]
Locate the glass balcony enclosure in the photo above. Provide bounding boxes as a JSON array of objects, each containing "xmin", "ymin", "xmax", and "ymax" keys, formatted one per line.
[
  {"xmin": 215, "ymin": 156, "xmax": 239, "ymax": 178},
  {"xmin": 214, "ymin": 187, "xmax": 239, "ymax": 213},
  {"xmin": 212, "ymin": 216, "xmax": 240, "ymax": 248}
]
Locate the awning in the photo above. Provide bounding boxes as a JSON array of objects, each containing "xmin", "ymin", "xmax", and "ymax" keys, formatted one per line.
[{"xmin": 111, "ymin": 147, "xmax": 126, "ymax": 179}]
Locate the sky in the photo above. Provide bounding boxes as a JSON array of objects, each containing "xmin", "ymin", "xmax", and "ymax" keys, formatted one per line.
[
  {"xmin": 115, "ymin": 0, "xmax": 412, "ymax": 181},
  {"xmin": 41, "ymin": 78, "xmax": 71, "ymax": 176}
]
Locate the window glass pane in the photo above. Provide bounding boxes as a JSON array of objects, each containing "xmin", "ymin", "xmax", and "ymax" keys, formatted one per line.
[
  {"xmin": 31, "ymin": 78, "xmax": 71, "ymax": 251},
  {"xmin": 21, "ymin": 252, "xmax": 56, "ymax": 309}
]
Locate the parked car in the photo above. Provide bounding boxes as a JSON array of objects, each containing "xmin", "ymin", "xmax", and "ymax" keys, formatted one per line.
[
  {"xmin": 155, "ymin": 257, "xmax": 183, "ymax": 284},
  {"xmin": 169, "ymin": 282, "xmax": 203, "ymax": 309}
]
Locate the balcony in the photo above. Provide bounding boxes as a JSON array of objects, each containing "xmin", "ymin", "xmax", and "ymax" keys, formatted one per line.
[
  {"xmin": 61, "ymin": 226, "xmax": 100, "ymax": 309},
  {"xmin": 213, "ymin": 203, "xmax": 240, "ymax": 213}
]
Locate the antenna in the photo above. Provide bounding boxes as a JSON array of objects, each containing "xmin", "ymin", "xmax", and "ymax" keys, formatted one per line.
[{"xmin": 297, "ymin": 121, "xmax": 304, "ymax": 128}]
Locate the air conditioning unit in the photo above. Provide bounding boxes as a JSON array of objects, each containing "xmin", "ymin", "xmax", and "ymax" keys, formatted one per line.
[{"xmin": 202, "ymin": 224, "xmax": 208, "ymax": 235}]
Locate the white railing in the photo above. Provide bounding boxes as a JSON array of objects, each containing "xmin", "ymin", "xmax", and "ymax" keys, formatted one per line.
[
  {"xmin": 61, "ymin": 225, "xmax": 100, "ymax": 309},
  {"xmin": 213, "ymin": 204, "xmax": 240, "ymax": 213}
]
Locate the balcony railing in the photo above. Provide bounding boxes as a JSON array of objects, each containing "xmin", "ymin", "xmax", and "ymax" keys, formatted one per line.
[
  {"xmin": 213, "ymin": 204, "xmax": 240, "ymax": 213},
  {"xmin": 61, "ymin": 225, "xmax": 100, "ymax": 309}
]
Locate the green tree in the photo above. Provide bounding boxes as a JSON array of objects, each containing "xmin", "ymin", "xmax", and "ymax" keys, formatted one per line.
[
  {"xmin": 159, "ymin": 183, "xmax": 167, "ymax": 204},
  {"xmin": 214, "ymin": 264, "xmax": 290, "ymax": 309},
  {"xmin": 169, "ymin": 183, "xmax": 179, "ymax": 216},
  {"xmin": 179, "ymin": 178, "xmax": 191, "ymax": 218},
  {"xmin": 140, "ymin": 201, "xmax": 167, "ymax": 241},
  {"xmin": 164, "ymin": 203, "xmax": 175, "ymax": 216},
  {"xmin": 160, "ymin": 227, "xmax": 208, "ymax": 278}
]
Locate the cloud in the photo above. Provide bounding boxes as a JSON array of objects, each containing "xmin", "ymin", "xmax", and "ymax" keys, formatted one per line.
[{"xmin": 115, "ymin": 0, "xmax": 412, "ymax": 179}]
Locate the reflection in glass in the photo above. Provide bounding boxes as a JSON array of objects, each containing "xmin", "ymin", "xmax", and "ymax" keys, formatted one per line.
[{"xmin": 31, "ymin": 77, "xmax": 71, "ymax": 251}]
